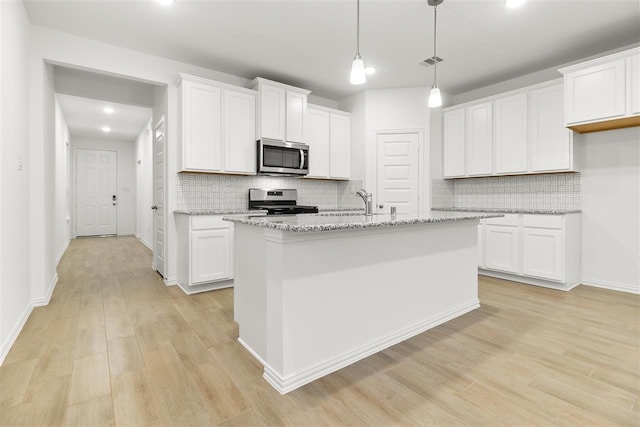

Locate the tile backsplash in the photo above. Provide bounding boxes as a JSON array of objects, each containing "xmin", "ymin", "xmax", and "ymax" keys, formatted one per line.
[
  {"xmin": 432, "ymin": 173, "xmax": 581, "ymax": 211},
  {"xmin": 177, "ymin": 173, "xmax": 363, "ymax": 211}
]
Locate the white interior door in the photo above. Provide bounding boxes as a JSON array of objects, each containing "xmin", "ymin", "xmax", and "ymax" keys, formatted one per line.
[
  {"xmin": 76, "ymin": 148, "xmax": 117, "ymax": 236},
  {"xmin": 376, "ymin": 132, "xmax": 420, "ymax": 215},
  {"xmin": 153, "ymin": 117, "xmax": 166, "ymax": 277}
]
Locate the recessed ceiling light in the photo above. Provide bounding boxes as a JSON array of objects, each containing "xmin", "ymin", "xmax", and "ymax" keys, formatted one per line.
[
  {"xmin": 504, "ymin": 0, "xmax": 526, "ymax": 8},
  {"xmin": 364, "ymin": 66, "xmax": 376, "ymax": 76},
  {"xmin": 101, "ymin": 126, "xmax": 111, "ymax": 133},
  {"xmin": 156, "ymin": 0, "xmax": 174, "ymax": 5},
  {"xmin": 103, "ymin": 106, "xmax": 114, "ymax": 114}
]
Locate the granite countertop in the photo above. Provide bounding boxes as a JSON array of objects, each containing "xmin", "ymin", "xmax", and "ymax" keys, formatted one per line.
[
  {"xmin": 174, "ymin": 209, "xmax": 258, "ymax": 215},
  {"xmin": 432, "ymin": 207, "xmax": 582, "ymax": 215},
  {"xmin": 222, "ymin": 211, "xmax": 502, "ymax": 233}
]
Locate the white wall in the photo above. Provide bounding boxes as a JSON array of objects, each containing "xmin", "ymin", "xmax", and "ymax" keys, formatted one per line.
[
  {"xmin": 135, "ymin": 120, "xmax": 153, "ymax": 249},
  {"xmin": 579, "ymin": 128, "xmax": 640, "ymax": 293},
  {"xmin": 338, "ymin": 91, "xmax": 366, "ymax": 182},
  {"xmin": 54, "ymin": 97, "xmax": 71, "ymax": 264},
  {"xmin": 71, "ymin": 137, "xmax": 137, "ymax": 236},
  {"xmin": 0, "ymin": 1, "xmax": 33, "ymax": 364}
]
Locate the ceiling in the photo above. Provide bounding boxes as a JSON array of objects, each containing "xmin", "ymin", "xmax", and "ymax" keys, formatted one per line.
[
  {"xmin": 24, "ymin": 0, "xmax": 640, "ymax": 101},
  {"xmin": 57, "ymin": 94, "xmax": 152, "ymax": 141}
]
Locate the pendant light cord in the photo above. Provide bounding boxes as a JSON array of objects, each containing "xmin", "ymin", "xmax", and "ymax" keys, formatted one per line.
[
  {"xmin": 433, "ymin": 3, "xmax": 438, "ymax": 84},
  {"xmin": 356, "ymin": 0, "xmax": 361, "ymax": 56}
]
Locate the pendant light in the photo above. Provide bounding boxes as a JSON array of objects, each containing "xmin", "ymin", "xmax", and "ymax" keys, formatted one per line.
[
  {"xmin": 350, "ymin": 0, "xmax": 366, "ymax": 85},
  {"xmin": 428, "ymin": 0, "xmax": 444, "ymax": 108}
]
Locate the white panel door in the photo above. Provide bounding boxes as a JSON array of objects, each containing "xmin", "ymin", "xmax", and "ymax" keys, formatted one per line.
[
  {"xmin": 466, "ymin": 102, "xmax": 493, "ymax": 176},
  {"xmin": 76, "ymin": 149, "xmax": 117, "ymax": 236},
  {"xmin": 530, "ymin": 84, "xmax": 572, "ymax": 172},
  {"xmin": 522, "ymin": 228, "xmax": 563, "ymax": 281},
  {"xmin": 305, "ymin": 107, "xmax": 330, "ymax": 178},
  {"xmin": 153, "ymin": 118, "xmax": 166, "ymax": 277},
  {"xmin": 224, "ymin": 89, "xmax": 256, "ymax": 174},
  {"xmin": 443, "ymin": 108, "xmax": 466, "ymax": 177},
  {"xmin": 329, "ymin": 113, "xmax": 351, "ymax": 180},
  {"xmin": 376, "ymin": 132, "xmax": 420, "ymax": 214},
  {"xmin": 565, "ymin": 59, "xmax": 626, "ymax": 124},
  {"xmin": 286, "ymin": 90, "xmax": 306, "ymax": 143},
  {"xmin": 260, "ymin": 84, "xmax": 285, "ymax": 140},
  {"xmin": 191, "ymin": 229, "xmax": 232, "ymax": 283},
  {"xmin": 182, "ymin": 81, "xmax": 222, "ymax": 171},
  {"xmin": 495, "ymin": 93, "xmax": 528, "ymax": 174},
  {"xmin": 485, "ymin": 225, "xmax": 519, "ymax": 273}
]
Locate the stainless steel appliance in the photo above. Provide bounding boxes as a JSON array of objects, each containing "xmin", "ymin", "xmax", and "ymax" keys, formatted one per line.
[
  {"xmin": 257, "ymin": 139, "xmax": 309, "ymax": 176},
  {"xmin": 248, "ymin": 188, "xmax": 318, "ymax": 215}
]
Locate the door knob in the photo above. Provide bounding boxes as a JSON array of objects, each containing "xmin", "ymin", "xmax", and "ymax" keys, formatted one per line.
[
  {"xmin": 378, "ymin": 204, "xmax": 384, "ymax": 208},
  {"xmin": 151, "ymin": 205, "xmax": 158, "ymax": 210}
]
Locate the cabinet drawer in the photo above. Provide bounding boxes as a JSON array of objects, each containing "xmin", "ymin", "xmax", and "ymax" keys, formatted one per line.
[
  {"xmin": 523, "ymin": 215, "xmax": 563, "ymax": 230},
  {"xmin": 485, "ymin": 214, "xmax": 519, "ymax": 226},
  {"xmin": 191, "ymin": 215, "xmax": 229, "ymax": 230}
]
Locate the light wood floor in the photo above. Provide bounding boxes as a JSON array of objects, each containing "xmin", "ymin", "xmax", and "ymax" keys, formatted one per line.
[{"xmin": 1, "ymin": 236, "xmax": 639, "ymax": 426}]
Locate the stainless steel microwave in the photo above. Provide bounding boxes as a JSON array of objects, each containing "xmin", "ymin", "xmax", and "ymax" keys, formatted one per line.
[{"xmin": 257, "ymin": 139, "xmax": 309, "ymax": 176}]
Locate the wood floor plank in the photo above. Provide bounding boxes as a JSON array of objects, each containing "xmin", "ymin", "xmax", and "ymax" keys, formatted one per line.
[
  {"xmin": 107, "ymin": 335, "xmax": 144, "ymax": 376},
  {"xmin": 68, "ymin": 352, "xmax": 111, "ymax": 405},
  {"xmin": 74, "ymin": 325, "xmax": 107, "ymax": 359},
  {"xmin": 111, "ymin": 369, "xmax": 160, "ymax": 426},
  {"xmin": 65, "ymin": 394, "xmax": 114, "ymax": 427}
]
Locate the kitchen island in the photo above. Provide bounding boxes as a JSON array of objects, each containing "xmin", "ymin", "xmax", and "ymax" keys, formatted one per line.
[{"xmin": 223, "ymin": 211, "xmax": 501, "ymax": 394}]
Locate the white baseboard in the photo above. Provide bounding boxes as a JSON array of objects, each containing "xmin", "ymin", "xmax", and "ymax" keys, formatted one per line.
[
  {"xmin": 32, "ymin": 273, "xmax": 58, "ymax": 307},
  {"xmin": 479, "ymin": 269, "xmax": 579, "ymax": 292},
  {"xmin": 0, "ymin": 303, "xmax": 33, "ymax": 365},
  {"xmin": 261, "ymin": 300, "xmax": 480, "ymax": 394},
  {"xmin": 164, "ymin": 277, "xmax": 177, "ymax": 286},
  {"xmin": 580, "ymin": 278, "xmax": 640, "ymax": 295},
  {"xmin": 135, "ymin": 234, "xmax": 153, "ymax": 252},
  {"xmin": 55, "ymin": 239, "xmax": 71, "ymax": 266},
  {"xmin": 238, "ymin": 338, "xmax": 268, "ymax": 367}
]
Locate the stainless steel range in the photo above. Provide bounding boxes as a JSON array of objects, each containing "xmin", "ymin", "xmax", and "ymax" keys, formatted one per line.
[{"xmin": 248, "ymin": 188, "xmax": 318, "ymax": 215}]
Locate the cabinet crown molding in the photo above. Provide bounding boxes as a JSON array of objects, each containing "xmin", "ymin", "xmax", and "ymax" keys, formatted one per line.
[
  {"xmin": 558, "ymin": 46, "xmax": 640, "ymax": 75},
  {"xmin": 248, "ymin": 77, "xmax": 311, "ymax": 95}
]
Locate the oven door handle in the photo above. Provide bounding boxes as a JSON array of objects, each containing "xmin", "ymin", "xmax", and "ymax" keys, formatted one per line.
[{"xmin": 299, "ymin": 149, "xmax": 305, "ymax": 170}]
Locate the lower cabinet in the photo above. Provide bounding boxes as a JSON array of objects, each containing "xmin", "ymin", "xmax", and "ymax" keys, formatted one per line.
[
  {"xmin": 176, "ymin": 214, "xmax": 235, "ymax": 294},
  {"xmin": 478, "ymin": 213, "xmax": 581, "ymax": 290}
]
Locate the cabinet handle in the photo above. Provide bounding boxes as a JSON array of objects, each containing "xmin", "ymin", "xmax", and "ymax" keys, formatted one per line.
[{"xmin": 299, "ymin": 149, "xmax": 305, "ymax": 170}]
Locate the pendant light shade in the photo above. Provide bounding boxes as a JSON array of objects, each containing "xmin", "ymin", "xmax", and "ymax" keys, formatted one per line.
[
  {"xmin": 350, "ymin": 0, "xmax": 366, "ymax": 85},
  {"xmin": 428, "ymin": 0, "xmax": 444, "ymax": 108},
  {"xmin": 428, "ymin": 85, "xmax": 442, "ymax": 108}
]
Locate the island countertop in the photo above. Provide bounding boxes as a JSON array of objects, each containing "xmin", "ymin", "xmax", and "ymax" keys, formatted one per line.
[{"xmin": 223, "ymin": 211, "xmax": 502, "ymax": 233}]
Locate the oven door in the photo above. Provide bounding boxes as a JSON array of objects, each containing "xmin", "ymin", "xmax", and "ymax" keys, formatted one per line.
[{"xmin": 258, "ymin": 139, "xmax": 309, "ymax": 176}]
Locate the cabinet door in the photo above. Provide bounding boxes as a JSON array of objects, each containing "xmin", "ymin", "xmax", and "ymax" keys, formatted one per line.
[
  {"xmin": 485, "ymin": 225, "xmax": 519, "ymax": 273},
  {"xmin": 329, "ymin": 113, "xmax": 351, "ymax": 179},
  {"xmin": 522, "ymin": 228, "xmax": 563, "ymax": 281},
  {"xmin": 495, "ymin": 93, "xmax": 527, "ymax": 174},
  {"xmin": 466, "ymin": 102, "xmax": 493, "ymax": 176},
  {"xmin": 286, "ymin": 91, "xmax": 307, "ymax": 143},
  {"xmin": 259, "ymin": 84, "xmax": 286, "ymax": 140},
  {"xmin": 630, "ymin": 55, "xmax": 640, "ymax": 115},
  {"xmin": 305, "ymin": 108, "xmax": 330, "ymax": 178},
  {"xmin": 182, "ymin": 82, "xmax": 222, "ymax": 171},
  {"xmin": 224, "ymin": 90, "xmax": 256, "ymax": 174},
  {"xmin": 478, "ymin": 223, "xmax": 485, "ymax": 268},
  {"xmin": 191, "ymin": 229, "xmax": 232, "ymax": 284},
  {"xmin": 530, "ymin": 84, "xmax": 572, "ymax": 172},
  {"xmin": 565, "ymin": 59, "xmax": 626, "ymax": 124},
  {"xmin": 443, "ymin": 108, "xmax": 466, "ymax": 177}
]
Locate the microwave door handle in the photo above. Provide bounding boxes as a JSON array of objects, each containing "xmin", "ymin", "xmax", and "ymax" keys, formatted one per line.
[{"xmin": 299, "ymin": 149, "xmax": 305, "ymax": 169}]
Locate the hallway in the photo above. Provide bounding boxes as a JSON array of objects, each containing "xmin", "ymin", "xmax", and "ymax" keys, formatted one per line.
[{"xmin": 0, "ymin": 237, "xmax": 638, "ymax": 426}]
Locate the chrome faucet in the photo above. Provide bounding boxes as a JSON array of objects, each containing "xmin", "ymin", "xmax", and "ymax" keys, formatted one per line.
[{"xmin": 355, "ymin": 189, "xmax": 373, "ymax": 216}]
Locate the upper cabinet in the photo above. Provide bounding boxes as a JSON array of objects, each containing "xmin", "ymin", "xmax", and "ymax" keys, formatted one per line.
[
  {"xmin": 305, "ymin": 104, "xmax": 351, "ymax": 180},
  {"xmin": 249, "ymin": 78, "xmax": 310, "ymax": 143},
  {"xmin": 559, "ymin": 47, "xmax": 640, "ymax": 133},
  {"xmin": 443, "ymin": 80, "xmax": 577, "ymax": 179},
  {"xmin": 178, "ymin": 74, "xmax": 256, "ymax": 174}
]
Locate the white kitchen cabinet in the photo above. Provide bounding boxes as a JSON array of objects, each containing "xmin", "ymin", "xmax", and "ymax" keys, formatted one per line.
[
  {"xmin": 175, "ymin": 214, "xmax": 237, "ymax": 294},
  {"xmin": 443, "ymin": 108, "xmax": 466, "ymax": 178},
  {"xmin": 250, "ymin": 77, "xmax": 310, "ymax": 143},
  {"xmin": 304, "ymin": 104, "xmax": 351, "ymax": 180},
  {"xmin": 559, "ymin": 47, "xmax": 640, "ymax": 133},
  {"xmin": 529, "ymin": 84, "xmax": 574, "ymax": 172},
  {"xmin": 484, "ymin": 215, "xmax": 520, "ymax": 274},
  {"xmin": 478, "ymin": 213, "xmax": 581, "ymax": 290},
  {"xmin": 630, "ymin": 53, "xmax": 640, "ymax": 115},
  {"xmin": 178, "ymin": 74, "xmax": 256, "ymax": 174},
  {"xmin": 477, "ymin": 222, "xmax": 485, "ymax": 268},
  {"xmin": 329, "ymin": 113, "xmax": 351, "ymax": 180},
  {"xmin": 180, "ymin": 79, "xmax": 223, "ymax": 172},
  {"xmin": 305, "ymin": 107, "xmax": 330, "ymax": 178},
  {"xmin": 466, "ymin": 102, "xmax": 493, "ymax": 176},
  {"xmin": 494, "ymin": 93, "xmax": 527, "ymax": 174}
]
